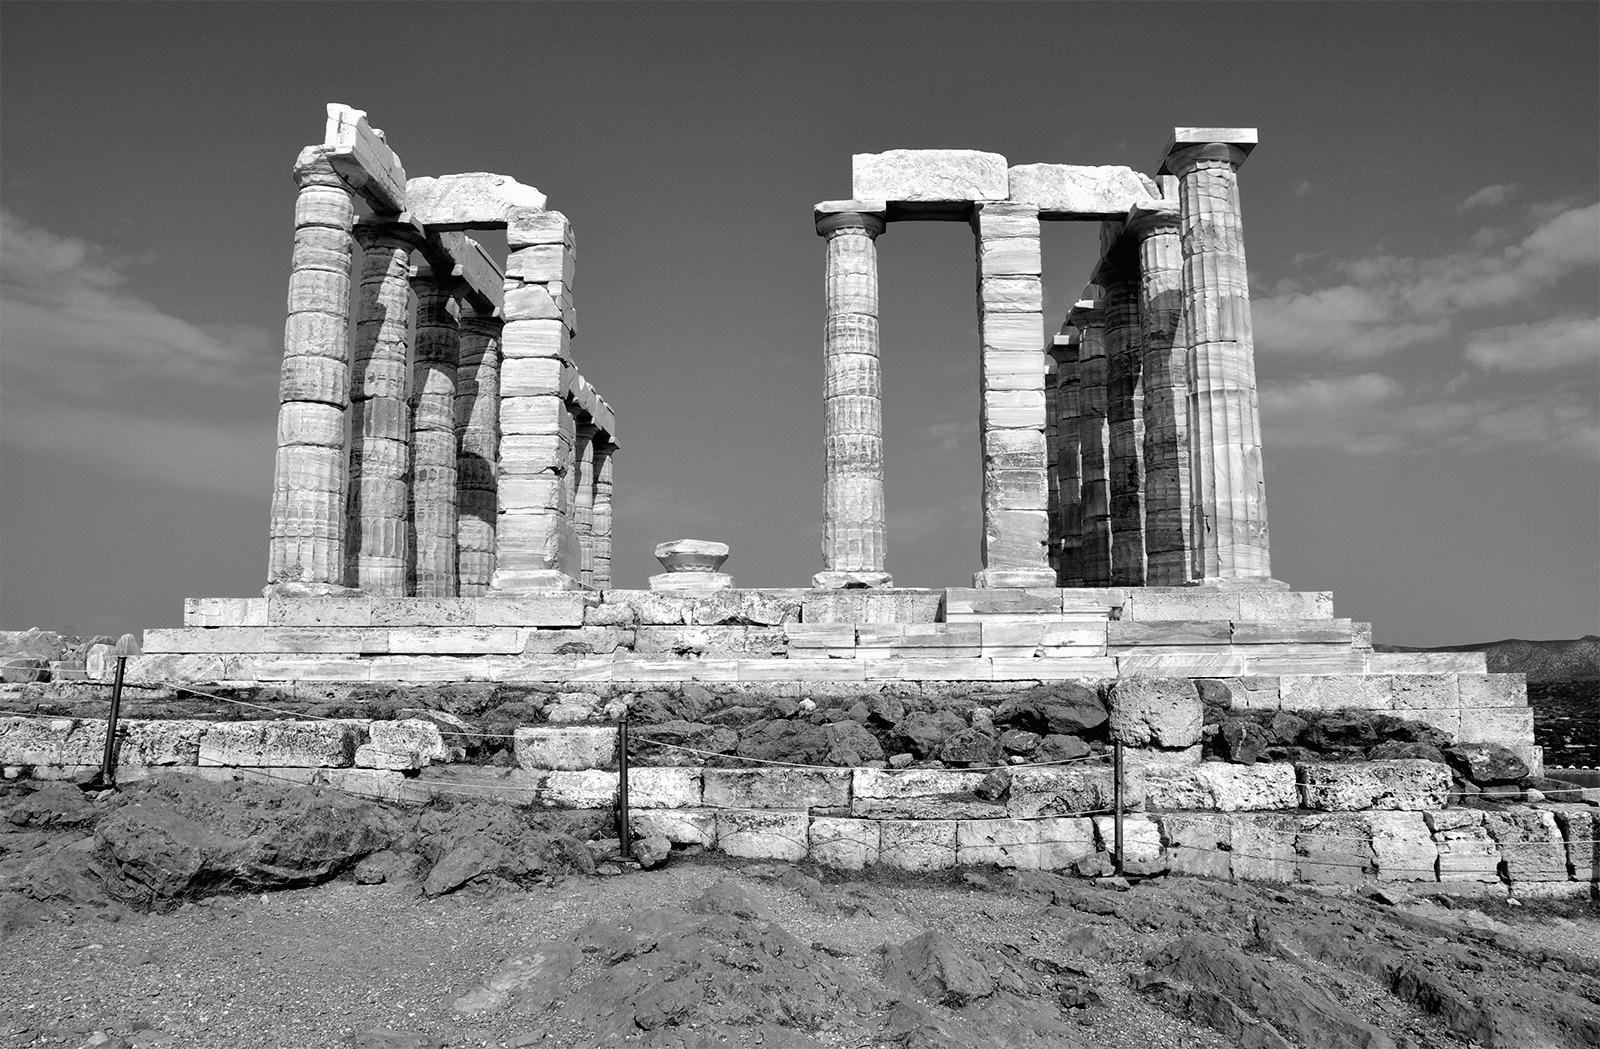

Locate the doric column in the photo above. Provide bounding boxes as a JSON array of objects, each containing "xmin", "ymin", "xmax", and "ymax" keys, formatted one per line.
[
  {"xmin": 815, "ymin": 202, "xmax": 891, "ymax": 589},
  {"xmin": 591, "ymin": 440, "xmax": 616, "ymax": 589},
  {"xmin": 973, "ymin": 202, "xmax": 1054, "ymax": 588},
  {"xmin": 1045, "ymin": 349, "xmax": 1060, "ymax": 579},
  {"xmin": 346, "ymin": 222, "xmax": 416, "ymax": 595},
  {"xmin": 1161, "ymin": 129, "xmax": 1273, "ymax": 582},
  {"xmin": 1128, "ymin": 201, "xmax": 1192, "ymax": 586},
  {"xmin": 1097, "ymin": 233, "xmax": 1146, "ymax": 586},
  {"xmin": 573, "ymin": 421, "xmax": 597, "ymax": 587},
  {"xmin": 407, "ymin": 265, "xmax": 460, "ymax": 598},
  {"xmin": 492, "ymin": 208, "xmax": 581, "ymax": 592},
  {"xmin": 1048, "ymin": 330, "xmax": 1083, "ymax": 587},
  {"xmin": 269, "ymin": 147, "xmax": 356, "ymax": 593},
  {"xmin": 1068, "ymin": 300, "xmax": 1112, "ymax": 587},
  {"xmin": 455, "ymin": 310, "xmax": 502, "ymax": 596}
]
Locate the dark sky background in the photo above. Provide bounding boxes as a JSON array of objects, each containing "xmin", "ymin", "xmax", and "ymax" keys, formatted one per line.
[{"xmin": 2, "ymin": 2, "xmax": 1596, "ymax": 646}]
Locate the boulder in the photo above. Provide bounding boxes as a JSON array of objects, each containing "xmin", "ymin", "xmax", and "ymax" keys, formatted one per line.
[
  {"xmin": 892, "ymin": 710, "xmax": 967, "ymax": 759},
  {"xmin": 822, "ymin": 720, "xmax": 886, "ymax": 766},
  {"xmin": 627, "ymin": 720, "xmax": 737, "ymax": 766},
  {"xmin": 1033, "ymin": 734, "xmax": 1091, "ymax": 763},
  {"xmin": 1109, "ymin": 677, "xmax": 1202, "ymax": 748},
  {"xmin": 1444, "ymin": 742, "xmax": 1529, "ymax": 786},
  {"xmin": 1216, "ymin": 718, "xmax": 1268, "ymax": 764},
  {"xmin": 5, "ymin": 782, "xmax": 97, "ymax": 827},
  {"xmin": 734, "ymin": 718, "xmax": 830, "ymax": 764},
  {"xmin": 883, "ymin": 930, "xmax": 994, "ymax": 1005},
  {"xmin": 993, "ymin": 683, "xmax": 1107, "ymax": 737},
  {"xmin": 998, "ymin": 729, "xmax": 1039, "ymax": 754},
  {"xmin": 939, "ymin": 729, "xmax": 1002, "ymax": 766},
  {"xmin": 633, "ymin": 834, "xmax": 671, "ymax": 870}
]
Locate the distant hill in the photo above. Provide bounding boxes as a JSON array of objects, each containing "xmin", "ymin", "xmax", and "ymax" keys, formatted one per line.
[{"xmin": 1374, "ymin": 635, "xmax": 1600, "ymax": 682}]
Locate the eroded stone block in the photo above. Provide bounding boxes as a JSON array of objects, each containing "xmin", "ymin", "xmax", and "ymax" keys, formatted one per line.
[
  {"xmin": 1366, "ymin": 811, "xmax": 1438, "ymax": 882},
  {"xmin": 853, "ymin": 149, "xmax": 1007, "ymax": 202},
  {"xmin": 1007, "ymin": 766, "xmax": 1130, "ymax": 818},
  {"xmin": 514, "ymin": 726, "xmax": 618, "ymax": 771},
  {"xmin": 1160, "ymin": 814, "xmax": 1232, "ymax": 879},
  {"xmin": 539, "ymin": 769, "xmax": 618, "ymax": 809},
  {"xmin": 198, "ymin": 720, "xmax": 361, "ymax": 768},
  {"xmin": 1143, "ymin": 762, "xmax": 1298, "ymax": 812},
  {"xmin": 1295, "ymin": 814, "xmax": 1373, "ymax": 884},
  {"xmin": 354, "ymin": 718, "xmax": 449, "ymax": 770},
  {"xmin": 851, "ymin": 768, "xmax": 999, "ymax": 819},
  {"xmin": 628, "ymin": 766, "xmax": 702, "ymax": 808},
  {"xmin": 1483, "ymin": 809, "xmax": 1568, "ymax": 882},
  {"xmin": 810, "ymin": 817, "xmax": 880, "ymax": 870},
  {"xmin": 1006, "ymin": 164, "xmax": 1155, "ymax": 216},
  {"xmin": 1297, "ymin": 760, "xmax": 1450, "ymax": 811},
  {"xmin": 1109, "ymin": 676, "xmax": 1202, "ymax": 748},
  {"xmin": 631, "ymin": 808, "xmax": 716, "ymax": 847},
  {"xmin": 717, "ymin": 809, "xmax": 809, "ymax": 860},
  {"xmin": 878, "ymin": 819, "xmax": 957, "ymax": 871},
  {"xmin": 703, "ymin": 768, "xmax": 851, "ymax": 810}
]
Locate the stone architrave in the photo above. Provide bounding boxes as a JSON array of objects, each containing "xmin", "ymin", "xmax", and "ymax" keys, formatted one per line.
[
  {"xmin": 815, "ymin": 202, "xmax": 892, "ymax": 589},
  {"xmin": 455, "ymin": 309, "xmax": 502, "ymax": 596},
  {"xmin": 408, "ymin": 266, "xmax": 460, "ymax": 598},
  {"xmin": 269, "ymin": 146, "xmax": 356, "ymax": 593},
  {"xmin": 573, "ymin": 422, "xmax": 597, "ymax": 587},
  {"xmin": 492, "ymin": 208, "xmax": 582, "ymax": 592},
  {"xmin": 346, "ymin": 221, "xmax": 418, "ymax": 596},
  {"xmin": 1056, "ymin": 332, "xmax": 1081, "ymax": 585},
  {"xmin": 1096, "ymin": 230, "xmax": 1145, "ymax": 586},
  {"xmin": 1160, "ymin": 128, "xmax": 1273, "ymax": 582},
  {"xmin": 591, "ymin": 442, "xmax": 615, "ymax": 589},
  {"xmin": 1068, "ymin": 301, "xmax": 1112, "ymax": 587},
  {"xmin": 1047, "ymin": 331, "xmax": 1083, "ymax": 587},
  {"xmin": 1127, "ymin": 201, "xmax": 1191, "ymax": 586},
  {"xmin": 973, "ymin": 202, "xmax": 1053, "ymax": 588}
]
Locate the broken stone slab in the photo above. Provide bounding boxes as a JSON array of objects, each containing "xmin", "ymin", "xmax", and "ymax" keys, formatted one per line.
[
  {"xmin": 1007, "ymin": 766, "xmax": 1136, "ymax": 818},
  {"xmin": 1006, "ymin": 164, "xmax": 1157, "ymax": 217},
  {"xmin": 851, "ymin": 768, "xmax": 1001, "ymax": 819},
  {"xmin": 1143, "ymin": 762, "xmax": 1298, "ymax": 812},
  {"xmin": 1365, "ymin": 811, "xmax": 1439, "ymax": 882},
  {"xmin": 852, "ymin": 149, "xmax": 1008, "ymax": 204},
  {"xmin": 354, "ymin": 718, "xmax": 450, "ymax": 770},
  {"xmin": 687, "ymin": 590, "xmax": 804, "ymax": 627},
  {"xmin": 184, "ymin": 598, "xmax": 268, "ymax": 627},
  {"xmin": 801, "ymin": 589, "xmax": 943, "ymax": 624},
  {"xmin": 1424, "ymin": 809, "xmax": 1501, "ymax": 883},
  {"xmin": 628, "ymin": 767, "xmax": 701, "ymax": 808},
  {"xmin": 810, "ymin": 817, "xmax": 881, "ymax": 870},
  {"xmin": 400, "ymin": 766, "xmax": 547, "ymax": 807},
  {"xmin": 0, "ymin": 716, "xmax": 103, "ymax": 766},
  {"xmin": 403, "ymin": 172, "xmax": 546, "ymax": 228},
  {"xmin": 539, "ymin": 769, "xmax": 618, "ymax": 809},
  {"xmin": 1109, "ymin": 676, "xmax": 1202, "ymax": 748},
  {"xmin": 198, "ymin": 720, "xmax": 363, "ymax": 768},
  {"xmin": 1483, "ymin": 809, "xmax": 1569, "ymax": 882},
  {"xmin": 522, "ymin": 627, "xmax": 631, "ymax": 656},
  {"xmin": 1297, "ymin": 759, "xmax": 1451, "ymax": 811},
  {"xmin": 956, "ymin": 816, "xmax": 1096, "ymax": 870},
  {"xmin": 716, "ymin": 809, "xmax": 809, "ymax": 861},
  {"xmin": 702, "ymin": 768, "xmax": 851, "ymax": 810},
  {"xmin": 514, "ymin": 726, "xmax": 618, "ymax": 771},
  {"xmin": 630, "ymin": 808, "xmax": 716, "ymax": 847}
]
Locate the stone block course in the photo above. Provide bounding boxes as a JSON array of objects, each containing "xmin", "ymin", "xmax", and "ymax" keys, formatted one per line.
[
  {"xmin": 1297, "ymin": 759, "xmax": 1450, "ymax": 811},
  {"xmin": 717, "ymin": 809, "xmax": 809, "ymax": 860},
  {"xmin": 852, "ymin": 768, "xmax": 999, "ymax": 819},
  {"xmin": 198, "ymin": 720, "xmax": 362, "ymax": 768},
  {"xmin": 539, "ymin": 769, "xmax": 617, "ymax": 809},
  {"xmin": 878, "ymin": 819, "xmax": 957, "ymax": 871},
  {"xmin": 810, "ymin": 817, "xmax": 881, "ymax": 870},
  {"xmin": 703, "ymin": 768, "xmax": 851, "ymax": 811},
  {"xmin": 1365, "ymin": 811, "xmax": 1439, "ymax": 881},
  {"xmin": 514, "ymin": 725, "xmax": 617, "ymax": 770},
  {"xmin": 1008, "ymin": 766, "xmax": 1129, "ymax": 818},
  {"xmin": 630, "ymin": 808, "xmax": 716, "ymax": 847},
  {"xmin": 1143, "ymin": 762, "xmax": 1298, "ymax": 811},
  {"xmin": 629, "ymin": 766, "xmax": 703, "ymax": 808}
]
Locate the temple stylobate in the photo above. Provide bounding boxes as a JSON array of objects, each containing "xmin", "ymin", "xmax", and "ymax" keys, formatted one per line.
[
  {"xmin": 268, "ymin": 104, "xmax": 617, "ymax": 599},
  {"xmin": 813, "ymin": 130, "xmax": 1273, "ymax": 590}
]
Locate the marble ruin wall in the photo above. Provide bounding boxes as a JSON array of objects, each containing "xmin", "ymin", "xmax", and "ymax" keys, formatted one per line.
[{"xmin": 270, "ymin": 105, "xmax": 617, "ymax": 601}]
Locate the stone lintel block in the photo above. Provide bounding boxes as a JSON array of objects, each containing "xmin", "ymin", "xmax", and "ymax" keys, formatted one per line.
[
  {"xmin": 810, "ymin": 817, "xmax": 881, "ymax": 870},
  {"xmin": 863, "ymin": 659, "xmax": 995, "ymax": 681},
  {"xmin": 702, "ymin": 768, "xmax": 851, "ymax": 810},
  {"xmin": 184, "ymin": 598, "xmax": 267, "ymax": 627},
  {"xmin": 141, "ymin": 628, "xmax": 376, "ymax": 655},
  {"xmin": 878, "ymin": 819, "xmax": 957, "ymax": 871},
  {"xmin": 475, "ymin": 594, "xmax": 590, "ymax": 627},
  {"xmin": 362, "ymin": 656, "xmax": 501, "ymax": 683},
  {"xmin": 630, "ymin": 808, "xmax": 716, "ymax": 847},
  {"xmin": 514, "ymin": 725, "xmax": 618, "ymax": 771},
  {"xmin": 716, "ymin": 809, "xmax": 810, "ymax": 861},
  {"xmin": 1297, "ymin": 759, "xmax": 1450, "ymax": 811},
  {"xmin": 1121, "ymin": 589, "xmax": 1240, "ymax": 621},
  {"xmin": 852, "ymin": 149, "xmax": 1007, "ymax": 203},
  {"xmin": 800, "ymin": 589, "xmax": 943, "ymax": 625},
  {"xmin": 367, "ymin": 598, "xmax": 476, "ymax": 626},
  {"xmin": 403, "ymin": 172, "xmax": 546, "ymax": 228},
  {"xmin": 737, "ymin": 659, "xmax": 866, "ymax": 682},
  {"xmin": 1235, "ymin": 589, "xmax": 1333, "ymax": 620},
  {"xmin": 1006, "ymin": 164, "xmax": 1157, "ymax": 217},
  {"xmin": 979, "ymin": 621, "xmax": 1108, "ymax": 648},
  {"xmin": 266, "ymin": 597, "xmax": 375, "ymax": 627},
  {"xmin": 783, "ymin": 623, "xmax": 857, "ymax": 648},
  {"xmin": 851, "ymin": 768, "xmax": 1000, "ymax": 820},
  {"xmin": 1107, "ymin": 620, "xmax": 1232, "ymax": 647},
  {"xmin": 629, "ymin": 766, "xmax": 703, "ymax": 808},
  {"xmin": 613, "ymin": 659, "xmax": 740, "ymax": 682},
  {"xmin": 1144, "ymin": 762, "xmax": 1298, "ymax": 812},
  {"xmin": 1456, "ymin": 673, "xmax": 1528, "ymax": 708},
  {"xmin": 1231, "ymin": 619, "xmax": 1355, "ymax": 645},
  {"xmin": 539, "ymin": 769, "xmax": 618, "ymax": 809},
  {"xmin": 198, "ymin": 720, "xmax": 363, "ymax": 768}
]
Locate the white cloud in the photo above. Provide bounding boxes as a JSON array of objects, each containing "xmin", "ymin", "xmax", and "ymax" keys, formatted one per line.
[
  {"xmin": 1463, "ymin": 316, "xmax": 1600, "ymax": 372},
  {"xmin": 1253, "ymin": 202, "xmax": 1599, "ymax": 362},
  {"xmin": 1456, "ymin": 183, "xmax": 1520, "ymax": 214}
]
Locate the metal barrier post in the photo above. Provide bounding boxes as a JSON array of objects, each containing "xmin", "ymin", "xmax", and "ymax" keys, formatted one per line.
[
  {"xmin": 617, "ymin": 712, "xmax": 632, "ymax": 859},
  {"xmin": 1112, "ymin": 740, "xmax": 1125, "ymax": 877},
  {"xmin": 93, "ymin": 634, "xmax": 141, "ymax": 790}
]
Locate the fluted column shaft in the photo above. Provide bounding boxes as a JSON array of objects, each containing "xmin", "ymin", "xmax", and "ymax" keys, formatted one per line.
[
  {"xmin": 1100, "ymin": 243, "xmax": 1146, "ymax": 586},
  {"xmin": 1131, "ymin": 204, "xmax": 1192, "ymax": 585},
  {"xmin": 1070, "ymin": 303, "xmax": 1113, "ymax": 587},
  {"xmin": 816, "ymin": 209, "xmax": 891, "ymax": 588},
  {"xmin": 269, "ymin": 148, "xmax": 355, "ymax": 592},
  {"xmin": 591, "ymin": 442, "xmax": 615, "ymax": 589},
  {"xmin": 346, "ymin": 225, "xmax": 415, "ymax": 595},
  {"xmin": 573, "ymin": 422, "xmax": 597, "ymax": 587},
  {"xmin": 1169, "ymin": 142, "xmax": 1272, "ymax": 581},
  {"xmin": 408, "ymin": 271, "xmax": 460, "ymax": 597},
  {"xmin": 455, "ymin": 311, "xmax": 502, "ymax": 596},
  {"xmin": 1050, "ymin": 333, "xmax": 1084, "ymax": 587}
]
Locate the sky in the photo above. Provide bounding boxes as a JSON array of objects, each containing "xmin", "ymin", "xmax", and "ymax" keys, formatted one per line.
[{"xmin": 1, "ymin": 1, "xmax": 1596, "ymax": 647}]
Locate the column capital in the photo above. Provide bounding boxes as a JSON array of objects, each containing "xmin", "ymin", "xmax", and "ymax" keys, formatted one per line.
[
  {"xmin": 1123, "ymin": 201, "xmax": 1180, "ymax": 241},
  {"xmin": 816, "ymin": 200, "xmax": 887, "ymax": 238},
  {"xmin": 292, "ymin": 146, "xmax": 344, "ymax": 190},
  {"xmin": 1046, "ymin": 331, "xmax": 1079, "ymax": 365},
  {"xmin": 353, "ymin": 214, "xmax": 427, "ymax": 251},
  {"xmin": 1066, "ymin": 299, "xmax": 1103, "ymax": 331},
  {"xmin": 1158, "ymin": 127, "xmax": 1257, "ymax": 177}
]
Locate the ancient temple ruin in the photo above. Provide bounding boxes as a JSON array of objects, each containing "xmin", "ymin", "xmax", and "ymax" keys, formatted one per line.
[
  {"xmin": 270, "ymin": 105, "xmax": 616, "ymax": 600},
  {"xmin": 39, "ymin": 104, "xmax": 1577, "ymax": 889}
]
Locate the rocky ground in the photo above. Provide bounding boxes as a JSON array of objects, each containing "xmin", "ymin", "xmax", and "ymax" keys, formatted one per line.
[{"xmin": 1, "ymin": 777, "xmax": 1597, "ymax": 1049}]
